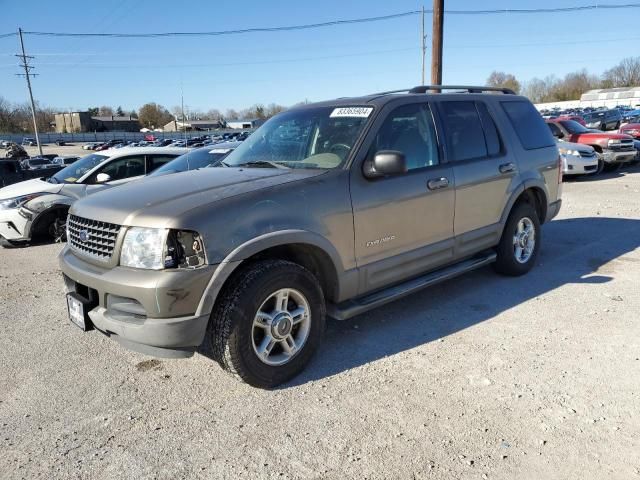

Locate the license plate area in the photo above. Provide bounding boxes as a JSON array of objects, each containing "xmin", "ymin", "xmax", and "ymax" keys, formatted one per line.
[{"xmin": 66, "ymin": 292, "xmax": 94, "ymax": 331}]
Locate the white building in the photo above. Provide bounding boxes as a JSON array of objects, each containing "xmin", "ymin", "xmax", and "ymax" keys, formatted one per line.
[{"xmin": 535, "ymin": 86, "xmax": 640, "ymax": 111}]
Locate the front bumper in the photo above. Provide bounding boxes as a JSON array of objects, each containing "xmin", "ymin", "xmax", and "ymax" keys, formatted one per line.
[
  {"xmin": 59, "ymin": 246, "xmax": 216, "ymax": 356},
  {"xmin": 562, "ymin": 152, "xmax": 598, "ymax": 175},
  {"xmin": 0, "ymin": 207, "xmax": 30, "ymax": 241},
  {"xmin": 602, "ymin": 150, "xmax": 636, "ymax": 164}
]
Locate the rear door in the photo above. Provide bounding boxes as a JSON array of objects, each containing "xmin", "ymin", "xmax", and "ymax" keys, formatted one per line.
[
  {"xmin": 350, "ymin": 100, "xmax": 455, "ymax": 293},
  {"xmin": 435, "ymin": 100, "xmax": 515, "ymax": 256}
]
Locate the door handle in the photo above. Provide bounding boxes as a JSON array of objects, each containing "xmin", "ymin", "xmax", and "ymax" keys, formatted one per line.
[
  {"xmin": 499, "ymin": 162, "xmax": 516, "ymax": 174},
  {"xmin": 427, "ymin": 177, "xmax": 449, "ymax": 190}
]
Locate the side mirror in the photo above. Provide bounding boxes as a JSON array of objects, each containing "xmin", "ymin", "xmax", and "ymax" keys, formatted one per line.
[
  {"xmin": 364, "ymin": 150, "xmax": 408, "ymax": 178},
  {"xmin": 552, "ymin": 130, "xmax": 564, "ymax": 139},
  {"xmin": 95, "ymin": 173, "xmax": 111, "ymax": 183}
]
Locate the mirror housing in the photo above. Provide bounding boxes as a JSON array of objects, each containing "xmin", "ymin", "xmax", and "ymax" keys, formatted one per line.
[
  {"xmin": 552, "ymin": 129, "xmax": 564, "ymax": 139},
  {"xmin": 364, "ymin": 150, "xmax": 408, "ymax": 178},
  {"xmin": 95, "ymin": 173, "xmax": 111, "ymax": 183}
]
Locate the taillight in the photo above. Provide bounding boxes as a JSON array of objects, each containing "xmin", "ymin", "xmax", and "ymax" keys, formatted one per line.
[{"xmin": 558, "ymin": 154, "xmax": 563, "ymax": 183}]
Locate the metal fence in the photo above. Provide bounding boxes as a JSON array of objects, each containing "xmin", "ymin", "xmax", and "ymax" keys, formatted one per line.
[{"xmin": 0, "ymin": 129, "xmax": 255, "ymax": 145}]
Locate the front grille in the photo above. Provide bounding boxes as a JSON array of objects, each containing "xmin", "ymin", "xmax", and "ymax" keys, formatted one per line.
[
  {"xmin": 68, "ymin": 214, "xmax": 121, "ymax": 260},
  {"xmin": 579, "ymin": 151, "xmax": 596, "ymax": 158},
  {"xmin": 584, "ymin": 165, "xmax": 597, "ymax": 171},
  {"xmin": 610, "ymin": 140, "xmax": 634, "ymax": 152}
]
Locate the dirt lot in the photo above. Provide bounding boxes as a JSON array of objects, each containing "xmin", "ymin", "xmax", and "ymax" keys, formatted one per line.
[{"xmin": 1, "ymin": 167, "xmax": 639, "ymax": 480}]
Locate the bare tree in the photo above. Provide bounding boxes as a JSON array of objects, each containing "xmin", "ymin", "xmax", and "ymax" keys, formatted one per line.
[
  {"xmin": 602, "ymin": 57, "xmax": 640, "ymax": 88},
  {"xmin": 486, "ymin": 71, "xmax": 521, "ymax": 94},
  {"xmin": 137, "ymin": 103, "xmax": 171, "ymax": 129},
  {"xmin": 98, "ymin": 106, "xmax": 113, "ymax": 116}
]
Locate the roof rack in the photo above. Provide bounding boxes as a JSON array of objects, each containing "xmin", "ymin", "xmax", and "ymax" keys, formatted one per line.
[{"xmin": 369, "ymin": 85, "xmax": 516, "ymax": 96}]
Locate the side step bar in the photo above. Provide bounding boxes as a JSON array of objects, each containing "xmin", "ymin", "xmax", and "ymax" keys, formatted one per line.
[{"xmin": 327, "ymin": 251, "xmax": 497, "ymax": 320}]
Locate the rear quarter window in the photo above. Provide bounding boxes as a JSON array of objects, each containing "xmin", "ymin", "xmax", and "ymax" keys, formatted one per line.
[{"xmin": 501, "ymin": 101, "xmax": 556, "ymax": 150}]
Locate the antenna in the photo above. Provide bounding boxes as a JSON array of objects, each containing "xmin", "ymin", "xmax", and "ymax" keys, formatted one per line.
[{"xmin": 16, "ymin": 27, "xmax": 43, "ymax": 157}]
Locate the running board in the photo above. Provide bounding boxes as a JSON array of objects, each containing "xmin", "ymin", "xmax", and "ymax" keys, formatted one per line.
[{"xmin": 327, "ymin": 251, "xmax": 497, "ymax": 320}]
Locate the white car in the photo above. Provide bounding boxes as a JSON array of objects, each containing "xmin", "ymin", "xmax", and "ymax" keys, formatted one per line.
[
  {"xmin": 0, "ymin": 147, "xmax": 188, "ymax": 247},
  {"xmin": 557, "ymin": 140, "xmax": 599, "ymax": 175}
]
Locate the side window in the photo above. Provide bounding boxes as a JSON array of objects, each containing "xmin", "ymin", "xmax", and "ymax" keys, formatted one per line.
[
  {"xmin": 439, "ymin": 101, "xmax": 487, "ymax": 161},
  {"xmin": 148, "ymin": 155, "xmax": 178, "ymax": 172},
  {"xmin": 370, "ymin": 103, "xmax": 439, "ymax": 171},
  {"xmin": 547, "ymin": 122, "xmax": 562, "ymax": 137},
  {"xmin": 96, "ymin": 155, "xmax": 145, "ymax": 182},
  {"xmin": 501, "ymin": 101, "xmax": 556, "ymax": 150},
  {"xmin": 476, "ymin": 102, "xmax": 502, "ymax": 156}
]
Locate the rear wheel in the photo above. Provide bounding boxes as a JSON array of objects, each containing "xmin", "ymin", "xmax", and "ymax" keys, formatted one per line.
[
  {"xmin": 207, "ymin": 259, "xmax": 326, "ymax": 388},
  {"xmin": 494, "ymin": 202, "xmax": 540, "ymax": 276}
]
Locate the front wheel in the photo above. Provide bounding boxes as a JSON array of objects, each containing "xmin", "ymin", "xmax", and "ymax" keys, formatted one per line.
[
  {"xmin": 494, "ymin": 202, "xmax": 541, "ymax": 276},
  {"xmin": 207, "ymin": 259, "xmax": 326, "ymax": 388}
]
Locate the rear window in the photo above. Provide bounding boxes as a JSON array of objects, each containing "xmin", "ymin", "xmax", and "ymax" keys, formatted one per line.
[{"xmin": 501, "ymin": 101, "xmax": 556, "ymax": 150}]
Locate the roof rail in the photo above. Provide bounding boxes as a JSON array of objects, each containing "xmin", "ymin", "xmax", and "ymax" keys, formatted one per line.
[{"xmin": 369, "ymin": 85, "xmax": 516, "ymax": 96}]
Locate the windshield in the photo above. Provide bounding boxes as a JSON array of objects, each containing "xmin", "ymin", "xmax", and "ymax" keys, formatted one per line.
[
  {"xmin": 223, "ymin": 106, "xmax": 373, "ymax": 169},
  {"xmin": 559, "ymin": 120, "xmax": 590, "ymax": 134},
  {"xmin": 150, "ymin": 146, "xmax": 234, "ymax": 176},
  {"xmin": 49, "ymin": 153, "xmax": 108, "ymax": 183}
]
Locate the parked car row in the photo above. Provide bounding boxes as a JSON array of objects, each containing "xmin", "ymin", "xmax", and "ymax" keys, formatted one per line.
[
  {"xmin": 540, "ymin": 105, "xmax": 640, "ymax": 132},
  {"xmin": 80, "ymin": 131, "xmax": 252, "ymax": 151},
  {"xmin": 0, "ymin": 143, "xmax": 239, "ymax": 246},
  {"xmin": 546, "ymin": 119, "xmax": 639, "ymax": 175}
]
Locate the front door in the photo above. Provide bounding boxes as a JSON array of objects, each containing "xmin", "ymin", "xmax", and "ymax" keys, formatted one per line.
[{"xmin": 350, "ymin": 101, "xmax": 455, "ymax": 294}]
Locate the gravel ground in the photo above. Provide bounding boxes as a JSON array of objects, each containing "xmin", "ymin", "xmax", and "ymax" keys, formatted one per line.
[{"xmin": 1, "ymin": 166, "xmax": 639, "ymax": 480}]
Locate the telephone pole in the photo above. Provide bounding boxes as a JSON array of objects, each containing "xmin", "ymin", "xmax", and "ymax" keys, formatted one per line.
[
  {"xmin": 16, "ymin": 28, "xmax": 43, "ymax": 156},
  {"xmin": 431, "ymin": 0, "xmax": 444, "ymax": 86},
  {"xmin": 420, "ymin": 5, "xmax": 427, "ymax": 84}
]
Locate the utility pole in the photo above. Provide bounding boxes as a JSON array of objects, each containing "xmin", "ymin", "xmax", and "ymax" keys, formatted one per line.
[
  {"xmin": 431, "ymin": 0, "xmax": 444, "ymax": 86},
  {"xmin": 421, "ymin": 5, "xmax": 427, "ymax": 84},
  {"xmin": 16, "ymin": 28, "xmax": 43, "ymax": 156}
]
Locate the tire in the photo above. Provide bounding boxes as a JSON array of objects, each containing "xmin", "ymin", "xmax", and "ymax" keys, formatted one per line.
[
  {"xmin": 602, "ymin": 162, "xmax": 620, "ymax": 172},
  {"xmin": 493, "ymin": 201, "xmax": 541, "ymax": 277},
  {"xmin": 207, "ymin": 259, "xmax": 326, "ymax": 388},
  {"xmin": 595, "ymin": 154, "xmax": 605, "ymax": 175},
  {"xmin": 615, "ymin": 122, "xmax": 621, "ymax": 130}
]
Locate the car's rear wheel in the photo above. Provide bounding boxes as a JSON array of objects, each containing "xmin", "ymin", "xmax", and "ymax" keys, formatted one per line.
[
  {"xmin": 207, "ymin": 259, "xmax": 326, "ymax": 388},
  {"xmin": 494, "ymin": 201, "xmax": 540, "ymax": 276}
]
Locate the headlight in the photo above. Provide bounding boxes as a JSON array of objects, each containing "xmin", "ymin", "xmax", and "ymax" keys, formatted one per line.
[
  {"xmin": 120, "ymin": 227, "xmax": 168, "ymax": 270},
  {"xmin": 119, "ymin": 227, "xmax": 206, "ymax": 270},
  {"xmin": 559, "ymin": 148, "xmax": 580, "ymax": 156},
  {"xmin": 0, "ymin": 192, "xmax": 46, "ymax": 210},
  {"xmin": 608, "ymin": 139, "xmax": 622, "ymax": 145}
]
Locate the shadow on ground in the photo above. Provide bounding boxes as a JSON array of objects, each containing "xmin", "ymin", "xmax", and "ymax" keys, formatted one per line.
[{"xmin": 285, "ymin": 216, "xmax": 640, "ymax": 387}]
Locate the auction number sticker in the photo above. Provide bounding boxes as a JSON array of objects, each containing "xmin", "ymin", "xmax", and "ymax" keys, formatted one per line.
[{"xmin": 330, "ymin": 107, "xmax": 373, "ymax": 118}]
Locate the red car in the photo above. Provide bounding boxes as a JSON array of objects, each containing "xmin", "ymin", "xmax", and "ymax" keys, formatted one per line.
[
  {"xmin": 546, "ymin": 119, "xmax": 635, "ymax": 172},
  {"xmin": 619, "ymin": 123, "xmax": 640, "ymax": 139},
  {"xmin": 556, "ymin": 115, "xmax": 586, "ymax": 127}
]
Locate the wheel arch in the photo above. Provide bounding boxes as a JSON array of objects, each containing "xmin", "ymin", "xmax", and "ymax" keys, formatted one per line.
[
  {"xmin": 500, "ymin": 182, "xmax": 548, "ymax": 228},
  {"xmin": 196, "ymin": 230, "xmax": 349, "ymax": 317}
]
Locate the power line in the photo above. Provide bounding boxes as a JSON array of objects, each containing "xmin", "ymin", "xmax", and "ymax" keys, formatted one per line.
[{"xmin": 19, "ymin": 3, "xmax": 640, "ymax": 38}]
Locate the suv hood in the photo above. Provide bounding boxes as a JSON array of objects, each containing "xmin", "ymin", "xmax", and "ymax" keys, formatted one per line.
[
  {"xmin": 70, "ymin": 167, "xmax": 327, "ymax": 228},
  {"xmin": 0, "ymin": 177, "xmax": 62, "ymax": 200}
]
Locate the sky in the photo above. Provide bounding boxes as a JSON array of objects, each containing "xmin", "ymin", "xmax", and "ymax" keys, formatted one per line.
[{"xmin": 1, "ymin": 0, "xmax": 639, "ymax": 113}]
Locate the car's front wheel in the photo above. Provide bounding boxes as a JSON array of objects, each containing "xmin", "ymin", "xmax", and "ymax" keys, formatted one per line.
[{"xmin": 207, "ymin": 259, "xmax": 326, "ymax": 388}]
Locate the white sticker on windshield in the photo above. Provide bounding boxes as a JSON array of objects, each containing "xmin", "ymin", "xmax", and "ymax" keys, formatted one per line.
[
  {"xmin": 209, "ymin": 149, "xmax": 231, "ymax": 154},
  {"xmin": 330, "ymin": 107, "xmax": 373, "ymax": 118}
]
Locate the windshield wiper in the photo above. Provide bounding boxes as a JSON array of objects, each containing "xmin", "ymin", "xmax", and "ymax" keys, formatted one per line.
[{"xmin": 240, "ymin": 160, "xmax": 290, "ymax": 169}]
